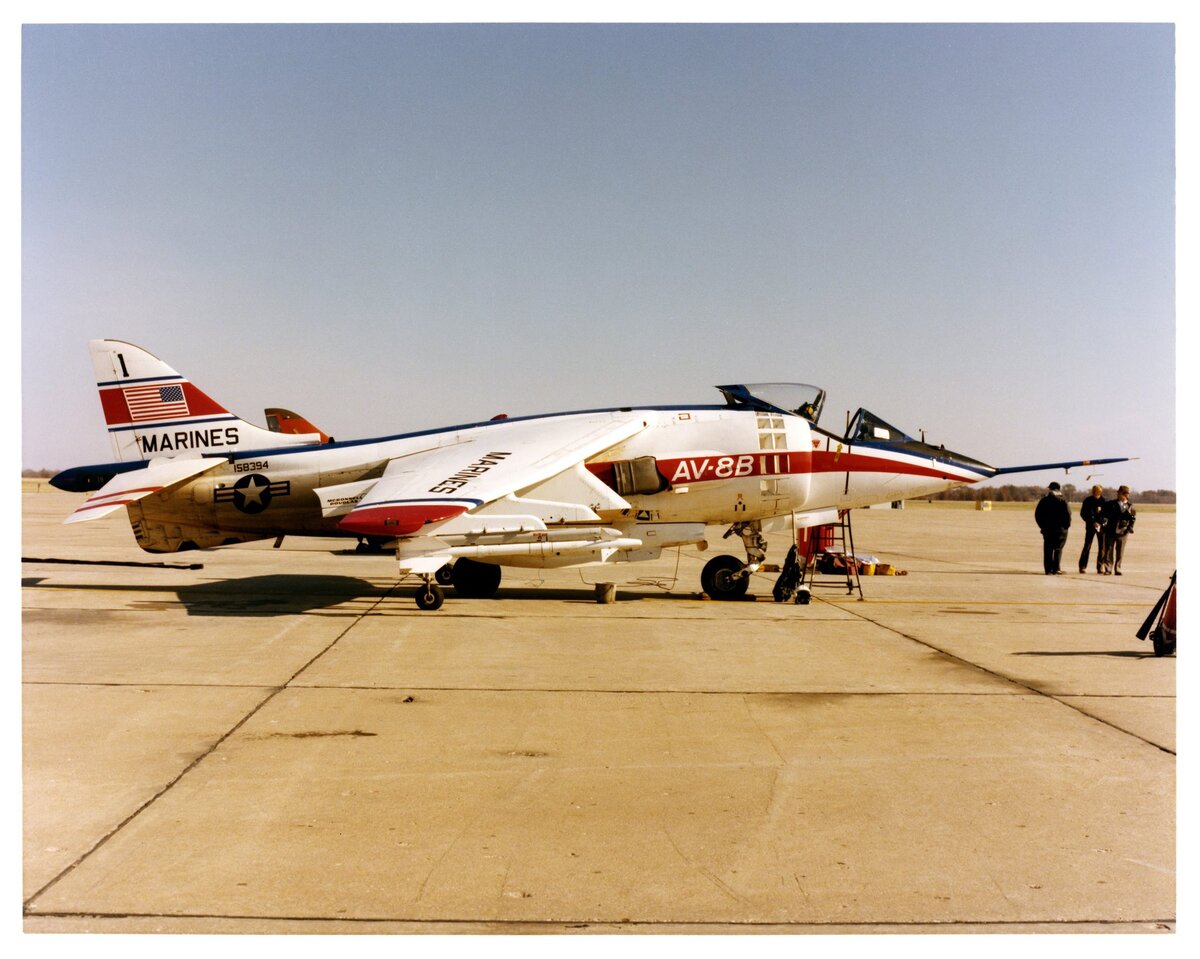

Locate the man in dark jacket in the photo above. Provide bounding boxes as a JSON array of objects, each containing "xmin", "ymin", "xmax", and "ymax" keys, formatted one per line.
[
  {"xmin": 1100, "ymin": 485, "xmax": 1137, "ymax": 575},
  {"xmin": 1078, "ymin": 484, "xmax": 1106, "ymax": 573},
  {"xmin": 1034, "ymin": 481, "xmax": 1072, "ymax": 574}
]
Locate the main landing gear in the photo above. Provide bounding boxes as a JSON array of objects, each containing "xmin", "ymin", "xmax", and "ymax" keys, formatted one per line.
[
  {"xmin": 702, "ymin": 521, "xmax": 769, "ymax": 601},
  {"xmin": 450, "ymin": 558, "xmax": 502, "ymax": 598}
]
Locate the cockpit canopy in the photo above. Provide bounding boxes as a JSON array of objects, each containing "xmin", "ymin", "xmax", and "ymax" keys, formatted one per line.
[
  {"xmin": 847, "ymin": 409, "xmax": 913, "ymax": 444},
  {"xmin": 717, "ymin": 383, "xmax": 826, "ymax": 424},
  {"xmin": 847, "ymin": 407, "xmax": 994, "ymax": 473}
]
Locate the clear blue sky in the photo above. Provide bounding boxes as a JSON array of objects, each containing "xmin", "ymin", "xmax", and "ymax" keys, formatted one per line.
[{"xmin": 21, "ymin": 22, "xmax": 1176, "ymax": 491}]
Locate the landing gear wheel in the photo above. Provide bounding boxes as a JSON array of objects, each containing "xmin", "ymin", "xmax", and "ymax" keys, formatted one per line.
[
  {"xmin": 434, "ymin": 563, "xmax": 454, "ymax": 586},
  {"xmin": 702, "ymin": 555, "xmax": 749, "ymax": 601},
  {"xmin": 415, "ymin": 583, "xmax": 445, "ymax": 611},
  {"xmin": 451, "ymin": 558, "xmax": 502, "ymax": 598}
]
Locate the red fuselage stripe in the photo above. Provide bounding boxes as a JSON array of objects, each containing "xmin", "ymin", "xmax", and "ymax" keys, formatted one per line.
[
  {"xmin": 594, "ymin": 449, "xmax": 976, "ymax": 487},
  {"xmin": 809, "ymin": 449, "xmax": 974, "ymax": 480}
]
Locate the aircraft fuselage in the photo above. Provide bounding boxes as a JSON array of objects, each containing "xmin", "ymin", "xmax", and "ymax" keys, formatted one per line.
[{"xmin": 122, "ymin": 404, "xmax": 986, "ymax": 555}]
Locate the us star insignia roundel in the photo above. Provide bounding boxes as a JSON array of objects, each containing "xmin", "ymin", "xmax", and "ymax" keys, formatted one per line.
[{"xmin": 214, "ymin": 474, "xmax": 291, "ymax": 514}]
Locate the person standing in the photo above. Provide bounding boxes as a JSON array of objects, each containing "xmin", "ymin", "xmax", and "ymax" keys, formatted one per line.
[
  {"xmin": 1078, "ymin": 484, "xmax": 1106, "ymax": 573},
  {"xmin": 1035, "ymin": 481, "xmax": 1072, "ymax": 575},
  {"xmin": 1100, "ymin": 485, "xmax": 1137, "ymax": 575}
]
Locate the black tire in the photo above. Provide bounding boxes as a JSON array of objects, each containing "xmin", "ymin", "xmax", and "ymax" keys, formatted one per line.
[
  {"xmin": 451, "ymin": 557, "xmax": 502, "ymax": 598},
  {"xmin": 415, "ymin": 583, "xmax": 444, "ymax": 611},
  {"xmin": 702, "ymin": 555, "xmax": 749, "ymax": 601},
  {"xmin": 1151, "ymin": 627, "xmax": 1175, "ymax": 657},
  {"xmin": 434, "ymin": 563, "xmax": 454, "ymax": 586}
]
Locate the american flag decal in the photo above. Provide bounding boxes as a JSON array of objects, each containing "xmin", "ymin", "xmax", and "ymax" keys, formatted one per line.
[{"xmin": 123, "ymin": 383, "xmax": 190, "ymax": 422}]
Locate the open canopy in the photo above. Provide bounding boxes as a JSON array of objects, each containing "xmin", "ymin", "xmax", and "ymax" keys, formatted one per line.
[
  {"xmin": 847, "ymin": 408, "xmax": 994, "ymax": 475},
  {"xmin": 847, "ymin": 408, "xmax": 913, "ymax": 444},
  {"xmin": 717, "ymin": 383, "xmax": 826, "ymax": 423}
]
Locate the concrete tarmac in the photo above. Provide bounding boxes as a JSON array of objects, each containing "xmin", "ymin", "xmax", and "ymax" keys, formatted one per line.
[{"xmin": 21, "ymin": 490, "xmax": 1176, "ymax": 934}]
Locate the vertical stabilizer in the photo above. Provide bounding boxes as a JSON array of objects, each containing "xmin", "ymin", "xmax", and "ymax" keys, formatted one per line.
[{"xmin": 90, "ymin": 339, "xmax": 324, "ymax": 461}]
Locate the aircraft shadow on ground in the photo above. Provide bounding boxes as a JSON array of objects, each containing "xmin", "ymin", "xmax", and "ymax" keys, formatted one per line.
[
  {"xmin": 174, "ymin": 574, "xmax": 388, "ymax": 617},
  {"xmin": 173, "ymin": 577, "xmax": 697, "ymax": 616},
  {"xmin": 474, "ymin": 586, "xmax": 696, "ymax": 604},
  {"xmin": 1012, "ymin": 649, "xmax": 1161, "ymax": 659}
]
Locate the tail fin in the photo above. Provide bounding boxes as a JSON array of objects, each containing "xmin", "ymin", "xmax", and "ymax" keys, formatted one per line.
[{"xmin": 91, "ymin": 339, "xmax": 325, "ymax": 461}]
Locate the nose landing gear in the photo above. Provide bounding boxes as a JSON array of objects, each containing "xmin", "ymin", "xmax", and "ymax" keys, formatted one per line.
[
  {"xmin": 701, "ymin": 521, "xmax": 769, "ymax": 601},
  {"xmin": 701, "ymin": 554, "xmax": 749, "ymax": 600}
]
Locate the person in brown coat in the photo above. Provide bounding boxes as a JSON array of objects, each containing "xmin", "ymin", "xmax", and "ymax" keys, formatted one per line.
[{"xmin": 1099, "ymin": 486, "xmax": 1137, "ymax": 575}]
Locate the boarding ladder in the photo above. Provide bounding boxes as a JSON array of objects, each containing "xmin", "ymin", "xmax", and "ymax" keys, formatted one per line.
[{"xmin": 802, "ymin": 510, "xmax": 864, "ymax": 601}]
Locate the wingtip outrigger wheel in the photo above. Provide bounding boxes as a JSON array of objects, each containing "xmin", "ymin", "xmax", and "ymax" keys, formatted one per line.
[{"xmin": 415, "ymin": 577, "xmax": 445, "ymax": 611}]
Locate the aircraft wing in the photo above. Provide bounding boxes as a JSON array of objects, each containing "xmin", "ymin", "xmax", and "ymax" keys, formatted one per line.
[
  {"xmin": 65, "ymin": 456, "xmax": 222, "ymax": 524},
  {"xmin": 337, "ymin": 411, "xmax": 651, "ymax": 538}
]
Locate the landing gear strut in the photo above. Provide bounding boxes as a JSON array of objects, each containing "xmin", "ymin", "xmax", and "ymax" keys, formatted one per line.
[{"xmin": 701, "ymin": 521, "xmax": 769, "ymax": 601}]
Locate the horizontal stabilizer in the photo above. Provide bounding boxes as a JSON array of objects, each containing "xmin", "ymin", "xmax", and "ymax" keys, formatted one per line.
[{"xmin": 65, "ymin": 457, "xmax": 222, "ymax": 524}]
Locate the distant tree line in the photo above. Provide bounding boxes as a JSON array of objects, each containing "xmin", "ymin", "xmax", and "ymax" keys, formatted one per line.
[{"xmin": 929, "ymin": 484, "xmax": 1176, "ymax": 504}]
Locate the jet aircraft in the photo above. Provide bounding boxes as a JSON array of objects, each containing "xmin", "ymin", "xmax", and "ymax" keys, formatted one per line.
[{"xmin": 52, "ymin": 340, "xmax": 1129, "ymax": 610}]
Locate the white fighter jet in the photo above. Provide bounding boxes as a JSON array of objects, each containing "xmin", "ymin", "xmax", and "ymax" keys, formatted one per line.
[{"xmin": 52, "ymin": 340, "xmax": 1129, "ymax": 609}]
